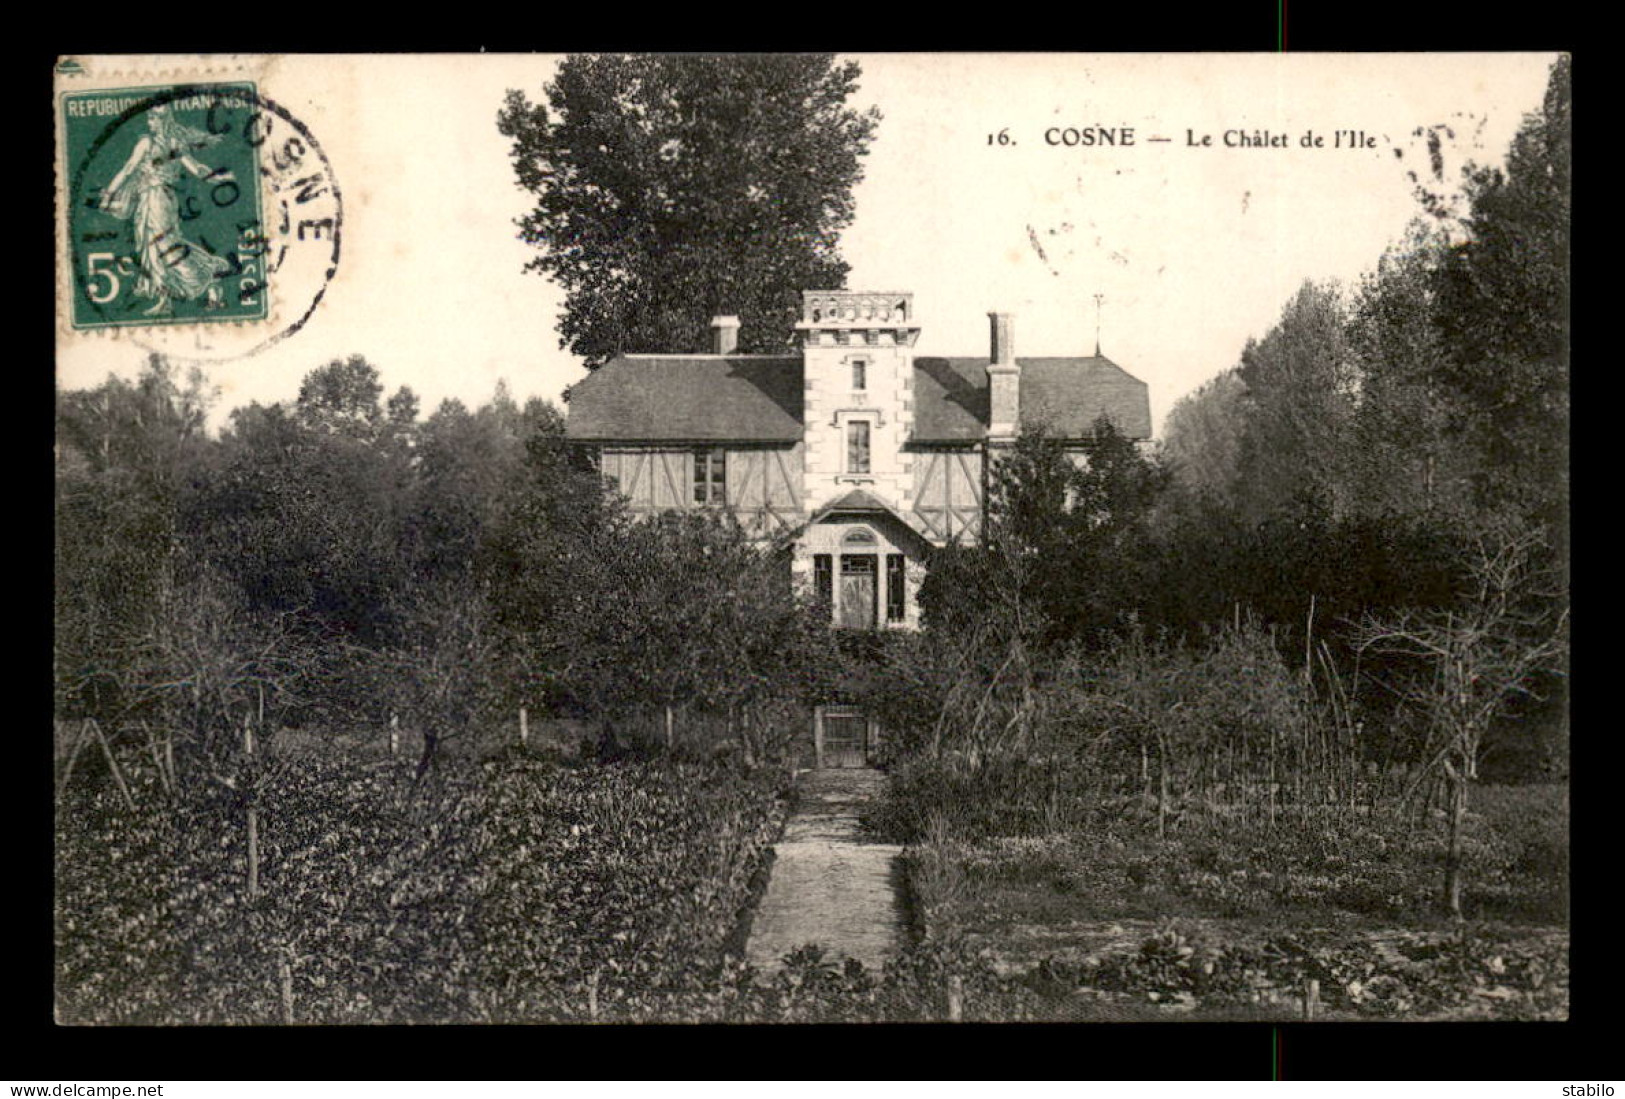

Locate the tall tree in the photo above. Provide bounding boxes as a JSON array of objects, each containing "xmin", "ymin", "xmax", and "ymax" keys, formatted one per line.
[
  {"xmin": 295, "ymin": 355, "xmax": 387, "ymax": 440},
  {"xmin": 921, "ymin": 421, "xmax": 1168, "ymax": 650},
  {"xmin": 498, "ymin": 54, "xmax": 881, "ymax": 365},
  {"xmin": 197, "ymin": 361, "xmax": 414, "ymax": 644},
  {"xmin": 1431, "ymin": 54, "xmax": 1570, "ymax": 526},
  {"xmin": 55, "ymin": 356, "xmax": 218, "ymax": 719},
  {"xmin": 1157, "ymin": 368, "xmax": 1247, "ymax": 510},
  {"xmin": 1232, "ymin": 280, "xmax": 1357, "ymax": 526},
  {"xmin": 1345, "ymin": 222, "xmax": 1476, "ymax": 524},
  {"xmin": 406, "ymin": 388, "xmax": 537, "ymax": 584}
]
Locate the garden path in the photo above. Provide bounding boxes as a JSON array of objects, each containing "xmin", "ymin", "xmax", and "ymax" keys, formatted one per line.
[{"xmin": 743, "ymin": 768, "xmax": 904, "ymax": 973}]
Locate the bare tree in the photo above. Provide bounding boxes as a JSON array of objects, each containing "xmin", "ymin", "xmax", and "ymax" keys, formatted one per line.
[
  {"xmin": 383, "ymin": 578, "xmax": 502, "ymax": 785},
  {"xmin": 1351, "ymin": 523, "xmax": 1568, "ymax": 919}
]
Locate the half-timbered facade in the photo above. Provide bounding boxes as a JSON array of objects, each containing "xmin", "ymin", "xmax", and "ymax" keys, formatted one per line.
[{"xmin": 565, "ymin": 291, "xmax": 1152, "ymax": 631}]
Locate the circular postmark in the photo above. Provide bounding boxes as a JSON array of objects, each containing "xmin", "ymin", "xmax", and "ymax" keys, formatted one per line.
[{"xmin": 62, "ymin": 82, "xmax": 342, "ymax": 363}]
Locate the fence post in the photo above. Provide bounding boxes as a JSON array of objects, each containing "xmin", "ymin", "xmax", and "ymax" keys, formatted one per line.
[
  {"xmin": 519, "ymin": 706, "xmax": 529, "ymax": 747},
  {"xmin": 587, "ymin": 969, "xmax": 600, "ymax": 1022},
  {"xmin": 946, "ymin": 974, "xmax": 964, "ymax": 1022},
  {"xmin": 1302, "ymin": 978, "xmax": 1319, "ymax": 1021},
  {"xmin": 1304, "ymin": 594, "xmax": 1317, "ymax": 684},
  {"xmin": 279, "ymin": 948, "xmax": 295, "ymax": 1024},
  {"xmin": 245, "ymin": 710, "xmax": 260, "ymax": 901},
  {"xmin": 389, "ymin": 713, "xmax": 399, "ymax": 758},
  {"xmin": 164, "ymin": 727, "xmax": 177, "ymax": 792}
]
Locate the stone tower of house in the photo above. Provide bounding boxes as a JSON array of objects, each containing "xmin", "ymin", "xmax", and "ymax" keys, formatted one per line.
[
  {"xmin": 790, "ymin": 291, "xmax": 926, "ymax": 629},
  {"xmin": 794, "ymin": 291, "xmax": 921, "ymax": 516}
]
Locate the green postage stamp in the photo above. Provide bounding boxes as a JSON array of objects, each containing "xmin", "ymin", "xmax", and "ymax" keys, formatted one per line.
[{"xmin": 62, "ymin": 83, "xmax": 269, "ymax": 329}]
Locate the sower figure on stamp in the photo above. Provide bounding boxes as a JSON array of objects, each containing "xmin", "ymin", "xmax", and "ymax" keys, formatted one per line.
[{"xmin": 99, "ymin": 104, "xmax": 234, "ymax": 316}]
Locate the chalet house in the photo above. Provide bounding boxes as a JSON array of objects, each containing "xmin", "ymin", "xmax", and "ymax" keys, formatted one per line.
[{"xmin": 565, "ymin": 290, "xmax": 1152, "ymax": 633}]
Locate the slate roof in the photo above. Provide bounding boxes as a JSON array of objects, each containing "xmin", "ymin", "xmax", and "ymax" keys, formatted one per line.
[
  {"xmin": 911, "ymin": 356, "xmax": 1152, "ymax": 442},
  {"xmin": 566, "ymin": 352, "xmax": 1151, "ymax": 443},
  {"xmin": 565, "ymin": 355, "xmax": 804, "ymax": 442}
]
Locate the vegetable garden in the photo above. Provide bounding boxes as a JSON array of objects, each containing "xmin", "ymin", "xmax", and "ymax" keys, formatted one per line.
[{"xmin": 55, "ymin": 736, "xmax": 793, "ymax": 1025}]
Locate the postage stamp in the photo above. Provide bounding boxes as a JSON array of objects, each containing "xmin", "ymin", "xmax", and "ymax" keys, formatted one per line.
[
  {"xmin": 57, "ymin": 76, "xmax": 343, "ymax": 360},
  {"xmin": 63, "ymin": 83, "xmax": 269, "ymax": 329}
]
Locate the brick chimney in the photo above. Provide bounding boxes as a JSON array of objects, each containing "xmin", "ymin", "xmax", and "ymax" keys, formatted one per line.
[
  {"xmin": 710, "ymin": 315, "xmax": 741, "ymax": 355},
  {"xmin": 987, "ymin": 311, "xmax": 1020, "ymax": 438}
]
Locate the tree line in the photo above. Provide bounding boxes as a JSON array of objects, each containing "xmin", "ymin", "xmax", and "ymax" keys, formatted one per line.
[
  {"xmin": 54, "ymin": 354, "xmax": 838, "ymax": 786},
  {"xmin": 1151, "ymin": 57, "xmax": 1570, "ymax": 771}
]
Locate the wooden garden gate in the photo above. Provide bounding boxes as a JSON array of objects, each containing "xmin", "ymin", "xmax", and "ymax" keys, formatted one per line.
[{"xmin": 813, "ymin": 704, "xmax": 879, "ymax": 769}]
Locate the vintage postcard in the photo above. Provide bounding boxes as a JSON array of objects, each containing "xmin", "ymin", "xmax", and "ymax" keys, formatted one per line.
[{"xmin": 54, "ymin": 53, "xmax": 1568, "ymax": 1029}]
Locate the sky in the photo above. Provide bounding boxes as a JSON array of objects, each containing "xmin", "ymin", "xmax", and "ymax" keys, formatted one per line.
[{"xmin": 55, "ymin": 53, "xmax": 1560, "ymax": 438}]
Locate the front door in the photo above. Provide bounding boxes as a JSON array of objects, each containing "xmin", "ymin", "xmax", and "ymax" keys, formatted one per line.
[
  {"xmin": 839, "ymin": 554, "xmax": 877, "ymax": 629},
  {"xmin": 820, "ymin": 707, "xmax": 868, "ymax": 768}
]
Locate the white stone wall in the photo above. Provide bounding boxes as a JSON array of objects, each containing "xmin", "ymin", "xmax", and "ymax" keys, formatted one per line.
[{"xmin": 800, "ymin": 334, "xmax": 916, "ymax": 519}]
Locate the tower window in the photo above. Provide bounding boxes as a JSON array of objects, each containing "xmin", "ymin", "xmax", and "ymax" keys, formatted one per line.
[
  {"xmin": 852, "ymin": 359, "xmax": 867, "ymax": 391},
  {"xmin": 847, "ymin": 420, "xmax": 871, "ymax": 474}
]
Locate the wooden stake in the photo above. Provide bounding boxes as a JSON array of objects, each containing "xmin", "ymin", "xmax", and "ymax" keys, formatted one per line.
[
  {"xmin": 142, "ymin": 721, "xmax": 168, "ymax": 794},
  {"xmin": 245, "ymin": 711, "xmax": 260, "ymax": 900},
  {"xmin": 1268, "ymin": 726, "xmax": 1277, "ymax": 826},
  {"xmin": 1303, "ymin": 978, "xmax": 1319, "ymax": 1020},
  {"xmin": 665, "ymin": 705, "xmax": 675, "ymax": 750},
  {"xmin": 389, "ymin": 713, "xmax": 400, "ymax": 758},
  {"xmin": 946, "ymin": 974, "xmax": 964, "ymax": 1022},
  {"xmin": 519, "ymin": 706, "xmax": 529, "ymax": 747},
  {"xmin": 54, "ymin": 720, "xmax": 94, "ymax": 805},
  {"xmin": 1304, "ymin": 594, "xmax": 1317, "ymax": 684},
  {"xmin": 587, "ymin": 969, "xmax": 600, "ymax": 1022},
  {"xmin": 247, "ymin": 806, "xmax": 261, "ymax": 900},
  {"xmin": 89, "ymin": 719, "xmax": 136, "ymax": 813},
  {"xmin": 1157, "ymin": 739, "xmax": 1169, "ymax": 841},
  {"xmin": 279, "ymin": 951, "xmax": 295, "ymax": 1024}
]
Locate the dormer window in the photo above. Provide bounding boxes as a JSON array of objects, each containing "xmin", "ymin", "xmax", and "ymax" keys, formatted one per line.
[
  {"xmin": 852, "ymin": 359, "xmax": 867, "ymax": 391},
  {"xmin": 847, "ymin": 420, "xmax": 871, "ymax": 474}
]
